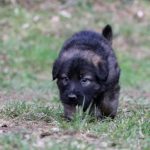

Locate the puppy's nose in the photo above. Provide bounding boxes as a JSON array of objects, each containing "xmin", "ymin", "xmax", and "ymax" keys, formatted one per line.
[{"xmin": 68, "ymin": 93, "xmax": 77, "ymax": 100}]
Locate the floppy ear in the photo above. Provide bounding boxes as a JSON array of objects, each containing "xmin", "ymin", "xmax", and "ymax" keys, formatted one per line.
[
  {"xmin": 102, "ymin": 24, "xmax": 113, "ymax": 44},
  {"xmin": 52, "ymin": 59, "xmax": 60, "ymax": 80},
  {"xmin": 95, "ymin": 62, "xmax": 108, "ymax": 91},
  {"xmin": 96, "ymin": 62, "xmax": 108, "ymax": 82}
]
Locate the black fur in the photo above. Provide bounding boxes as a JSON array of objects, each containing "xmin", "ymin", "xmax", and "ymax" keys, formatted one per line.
[{"xmin": 52, "ymin": 25, "xmax": 120, "ymax": 120}]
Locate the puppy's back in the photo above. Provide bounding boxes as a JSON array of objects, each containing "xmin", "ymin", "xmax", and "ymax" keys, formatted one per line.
[{"xmin": 61, "ymin": 30, "xmax": 111, "ymax": 57}]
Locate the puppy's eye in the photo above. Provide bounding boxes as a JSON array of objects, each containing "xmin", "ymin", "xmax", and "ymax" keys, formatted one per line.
[
  {"xmin": 61, "ymin": 76, "xmax": 69, "ymax": 85},
  {"xmin": 80, "ymin": 78, "xmax": 91, "ymax": 86}
]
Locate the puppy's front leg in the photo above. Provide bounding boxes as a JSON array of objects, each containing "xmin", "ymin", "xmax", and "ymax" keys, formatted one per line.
[
  {"xmin": 63, "ymin": 103, "xmax": 76, "ymax": 120},
  {"xmin": 88, "ymin": 104, "xmax": 103, "ymax": 120},
  {"xmin": 100, "ymin": 85, "xmax": 120, "ymax": 119}
]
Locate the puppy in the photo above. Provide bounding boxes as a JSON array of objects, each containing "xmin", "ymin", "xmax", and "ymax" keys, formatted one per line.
[{"xmin": 52, "ymin": 25, "xmax": 120, "ymax": 120}]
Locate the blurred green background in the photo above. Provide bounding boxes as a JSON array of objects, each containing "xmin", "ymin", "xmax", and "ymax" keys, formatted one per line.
[
  {"xmin": 0, "ymin": 0, "xmax": 149, "ymax": 96},
  {"xmin": 0, "ymin": 0, "xmax": 149, "ymax": 91},
  {"xmin": 0, "ymin": 1, "xmax": 150, "ymax": 149}
]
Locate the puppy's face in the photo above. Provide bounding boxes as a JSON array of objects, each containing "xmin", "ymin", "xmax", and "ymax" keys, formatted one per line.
[
  {"xmin": 53, "ymin": 50, "xmax": 108, "ymax": 111},
  {"xmin": 57, "ymin": 62, "xmax": 99, "ymax": 110}
]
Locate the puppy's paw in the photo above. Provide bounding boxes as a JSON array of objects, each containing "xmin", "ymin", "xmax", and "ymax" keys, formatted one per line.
[{"xmin": 63, "ymin": 103, "xmax": 76, "ymax": 121}]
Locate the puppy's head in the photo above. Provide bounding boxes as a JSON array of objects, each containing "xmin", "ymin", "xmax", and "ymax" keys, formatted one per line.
[{"xmin": 52, "ymin": 49, "xmax": 108, "ymax": 110}]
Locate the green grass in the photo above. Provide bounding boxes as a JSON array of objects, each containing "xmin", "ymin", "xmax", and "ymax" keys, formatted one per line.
[
  {"xmin": 0, "ymin": 99, "xmax": 149, "ymax": 149},
  {"xmin": 0, "ymin": 1, "xmax": 150, "ymax": 150},
  {"xmin": 0, "ymin": 133, "xmax": 94, "ymax": 150},
  {"xmin": 119, "ymin": 53, "xmax": 150, "ymax": 91},
  {"xmin": 0, "ymin": 134, "xmax": 31, "ymax": 150}
]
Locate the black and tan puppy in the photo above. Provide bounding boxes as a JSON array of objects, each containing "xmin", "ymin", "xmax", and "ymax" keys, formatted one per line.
[{"xmin": 52, "ymin": 25, "xmax": 120, "ymax": 120}]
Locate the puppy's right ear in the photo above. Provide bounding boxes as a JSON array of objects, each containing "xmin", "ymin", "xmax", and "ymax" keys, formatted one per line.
[
  {"xmin": 102, "ymin": 24, "xmax": 113, "ymax": 44},
  {"xmin": 52, "ymin": 59, "xmax": 60, "ymax": 80}
]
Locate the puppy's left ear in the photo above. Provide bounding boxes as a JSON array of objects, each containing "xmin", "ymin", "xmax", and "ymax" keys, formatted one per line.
[
  {"xmin": 102, "ymin": 24, "xmax": 113, "ymax": 44},
  {"xmin": 96, "ymin": 62, "xmax": 108, "ymax": 82},
  {"xmin": 95, "ymin": 62, "xmax": 108, "ymax": 91},
  {"xmin": 52, "ymin": 59, "xmax": 60, "ymax": 80}
]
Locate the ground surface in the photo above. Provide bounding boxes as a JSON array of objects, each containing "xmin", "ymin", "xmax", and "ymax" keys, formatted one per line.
[{"xmin": 0, "ymin": 0, "xmax": 150, "ymax": 149}]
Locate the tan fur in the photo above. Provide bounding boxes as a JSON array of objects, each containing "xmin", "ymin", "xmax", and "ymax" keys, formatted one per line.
[{"xmin": 61, "ymin": 49, "xmax": 102, "ymax": 67}]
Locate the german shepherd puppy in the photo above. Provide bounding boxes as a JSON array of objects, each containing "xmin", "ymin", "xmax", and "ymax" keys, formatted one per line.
[{"xmin": 52, "ymin": 25, "xmax": 120, "ymax": 120}]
